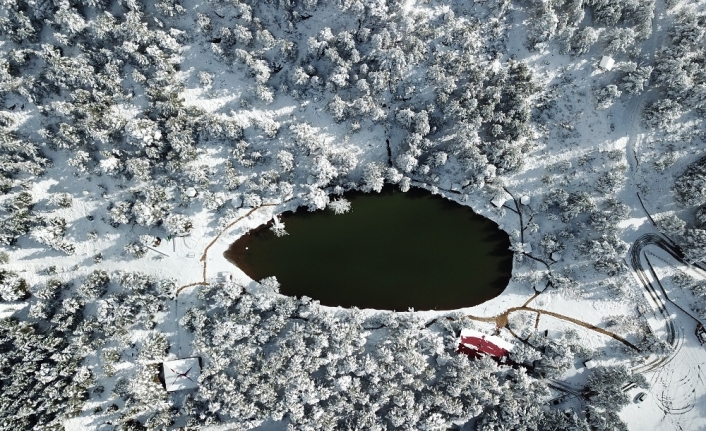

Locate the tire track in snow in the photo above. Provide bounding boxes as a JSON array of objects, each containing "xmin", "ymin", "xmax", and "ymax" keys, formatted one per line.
[{"xmin": 627, "ymin": 232, "xmax": 706, "ymax": 418}]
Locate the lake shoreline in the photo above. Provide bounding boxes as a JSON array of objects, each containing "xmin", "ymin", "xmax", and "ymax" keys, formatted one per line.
[{"xmin": 225, "ymin": 186, "xmax": 513, "ymax": 311}]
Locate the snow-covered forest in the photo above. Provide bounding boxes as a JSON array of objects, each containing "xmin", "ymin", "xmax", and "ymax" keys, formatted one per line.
[{"xmin": 1, "ymin": 0, "xmax": 706, "ymax": 429}]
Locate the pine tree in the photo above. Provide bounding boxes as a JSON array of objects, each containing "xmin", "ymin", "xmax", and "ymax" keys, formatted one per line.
[
  {"xmin": 164, "ymin": 213, "xmax": 193, "ymax": 236},
  {"xmin": 78, "ymin": 270, "xmax": 110, "ymax": 299},
  {"xmin": 0, "ymin": 269, "xmax": 29, "ymax": 301},
  {"xmin": 328, "ymin": 198, "xmax": 351, "ymax": 214},
  {"xmin": 682, "ymin": 229, "xmax": 706, "ymax": 263}
]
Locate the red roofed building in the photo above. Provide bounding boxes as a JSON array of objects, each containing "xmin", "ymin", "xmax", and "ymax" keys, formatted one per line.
[{"xmin": 457, "ymin": 329, "xmax": 514, "ymax": 361}]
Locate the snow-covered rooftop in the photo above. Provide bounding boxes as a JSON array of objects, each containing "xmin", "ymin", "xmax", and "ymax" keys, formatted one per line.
[
  {"xmin": 163, "ymin": 358, "xmax": 201, "ymax": 392},
  {"xmin": 599, "ymin": 56, "xmax": 615, "ymax": 71},
  {"xmin": 185, "ymin": 187, "xmax": 198, "ymax": 198},
  {"xmin": 458, "ymin": 328, "xmax": 514, "ymax": 358},
  {"xmin": 491, "ymin": 195, "xmax": 507, "ymax": 209}
]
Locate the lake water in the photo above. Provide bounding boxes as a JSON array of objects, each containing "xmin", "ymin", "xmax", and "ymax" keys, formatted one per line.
[{"xmin": 225, "ymin": 187, "xmax": 513, "ymax": 311}]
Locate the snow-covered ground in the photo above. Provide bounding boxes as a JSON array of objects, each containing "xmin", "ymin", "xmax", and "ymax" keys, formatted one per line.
[{"xmin": 2, "ymin": 0, "xmax": 706, "ymax": 429}]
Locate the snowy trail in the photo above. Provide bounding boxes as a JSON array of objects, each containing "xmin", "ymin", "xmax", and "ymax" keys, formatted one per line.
[
  {"xmin": 467, "ymin": 305, "xmax": 640, "ymax": 350},
  {"xmin": 626, "ymin": 232, "xmax": 706, "ymax": 427},
  {"xmin": 624, "ymin": 0, "xmax": 668, "ymax": 174},
  {"xmin": 175, "ymin": 203, "xmax": 278, "ymax": 295}
]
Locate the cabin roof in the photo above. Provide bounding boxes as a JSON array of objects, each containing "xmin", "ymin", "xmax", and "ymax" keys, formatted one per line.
[
  {"xmin": 163, "ymin": 357, "xmax": 201, "ymax": 392},
  {"xmin": 599, "ymin": 56, "xmax": 615, "ymax": 71},
  {"xmin": 458, "ymin": 329, "xmax": 513, "ymax": 358}
]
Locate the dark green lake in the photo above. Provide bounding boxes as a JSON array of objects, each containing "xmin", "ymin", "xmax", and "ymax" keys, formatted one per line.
[{"xmin": 225, "ymin": 187, "xmax": 513, "ymax": 311}]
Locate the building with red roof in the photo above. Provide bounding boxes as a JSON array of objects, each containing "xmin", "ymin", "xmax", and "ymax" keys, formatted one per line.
[{"xmin": 457, "ymin": 329, "xmax": 514, "ymax": 361}]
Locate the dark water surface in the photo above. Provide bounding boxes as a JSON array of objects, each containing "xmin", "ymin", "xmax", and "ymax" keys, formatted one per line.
[{"xmin": 225, "ymin": 187, "xmax": 513, "ymax": 311}]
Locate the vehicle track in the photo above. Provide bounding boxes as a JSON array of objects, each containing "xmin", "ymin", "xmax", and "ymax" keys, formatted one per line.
[{"xmin": 627, "ymin": 233, "xmax": 706, "ymax": 416}]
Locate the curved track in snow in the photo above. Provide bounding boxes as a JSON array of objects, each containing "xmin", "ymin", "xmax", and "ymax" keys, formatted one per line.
[{"xmin": 627, "ymin": 233, "xmax": 706, "ymax": 417}]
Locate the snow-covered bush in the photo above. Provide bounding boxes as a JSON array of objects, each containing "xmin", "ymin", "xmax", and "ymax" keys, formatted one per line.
[
  {"xmin": 126, "ymin": 119, "xmax": 162, "ymax": 148},
  {"xmin": 269, "ymin": 220, "xmax": 288, "ymax": 237},
  {"xmin": 579, "ymin": 234, "xmax": 628, "ymax": 260},
  {"xmin": 672, "ymin": 269, "xmax": 695, "ymax": 289},
  {"xmin": 525, "ymin": 4, "xmax": 558, "ymax": 51},
  {"xmin": 242, "ymin": 192, "xmax": 262, "ymax": 208},
  {"xmin": 0, "ymin": 269, "xmax": 29, "ymax": 301},
  {"xmin": 303, "ymin": 185, "xmax": 329, "ymax": 211},
  {"xmin": 361, "ymin": 162, "xmax": 385, "ymax": 193},
  {"xmin": 140, "ymin": 331, "xmax": 169, "ymax": 360},
  {"xmin": 259, "ymin": 276, "xmax": 280, "ymax": 293},
  {"xmin": 50, "ymin": 193, "xmax": 73, "ymax": 208},
  {"xmin": 594, "ymin": 165, "xmax": 626, "ymax": 193},
  {"xmin": 399, "ymin": 176, "xmax": 411, "ymax": 192},
  {"xmin": 133, "ymin": 201, "xmax": 162, "ymax": 227},
  {"xmin": 77, "ymin": 270, "xmax": 110, "ymax": 299},
  {"xmin": 124, "ymin": 242, "xmax": 148, "ymax": 258},
  {"xmin": 31, "ymin": 217, "xmax": 75, "ymax": 255},
  {"xmin": 697, "ymin": 206, "xmax": 706, "ymax": 227},
  {"xmin": 643, "ymin": 99, "xmax": 681, "ymax": 129},
  {"xmin": 198, "ymin": 70, "xmax": 213, "ymax": 86},
  {"xmin": 164, "ymin": 213, "xmax": 193, "ymax": 236},
  {"xmin": 120, "ymin": 272, "xmax": 156, "ymax": 292},
  {"xmin": 129, "ymin": 364, "xmax": 170, "ymax": 413},
  {"xmin": 0, "ymin": 209, "xmax": 33, "ymax": 246},
  {"xmin": 656, "ymin": 213, "xmax": 686, "ymax": 235},
  {"xmin": 67, "ymin": 150, "xmax": 91, "ymax": 173},
  {"xmin": 548, "ymin": 191, "xmax": 596, "ymax": 222},
  {"xmin": 565, "ymin": 27, "xmax": 598, "ymax": 56},
  {"xmin": 126, "ymin": 158, "xmax": 152, "ymax": 182},
  {"xmin": 584, "ymin": 365, "xmax": 647, "ymax": 411},
  {"xmin": 328, "ymin": 95, "xmax": 348, "ymax": 121},
  {"xmin": 674, "ymin": 156, "xmax": 706, "ymax": 207},
  {"xmin": 594, "ymin": 85, "xmax": 621, "ymax": 110},
  {"xmin": 396, "ymin": 152, "xmax": 418, "ymax": 173},
  {"xmin": 311, "ymin": 155, "xmax": 338, "ymax": 186},
  {"xmin": 620, "ymin": 66, "xmax": 652, "ymax": 95},
  {"xmin": 682, "ymin": 229, "xmax": 706, "ymax": 263},
  {"xmin": 10, "ymin": 191, "xmax": 34, "ymax": 212},
  {"xmin": 101, "ymin": 348, "xmax": 121, "ymax": 378},
  {"xmin": 276, "ymin": 150, "xmax": 294, "ymax": 172},
  {"xmin": 429, "ymin": 151, "xmax": 448, "ymax": 167},
  {"xmin": 203, "ymin": 191, "xmax": 226, "ymax": 211},
  {"xmin": 139, "ymin": 235, "xmax": 159, "ymax": 248},
  {"xmin": 109, "ymin": 201, "xmax": 132, "ymax": 226},
  {"xmin": 328, "ymin": 198, "xmax": 351, "ymax": 215},
  {"xmin": 594, "ymin": 258, "xmax": 627, "ymax": 276},
  {"xmin": 604, "ymin": 27, "xmax": 636, "ymax": 54},
  {"xmin": 549, "ymin": 272, "xmax": 579, "ymax": 292}
]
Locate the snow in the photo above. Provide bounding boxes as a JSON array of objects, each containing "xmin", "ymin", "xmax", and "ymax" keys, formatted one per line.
[
  {"xmin": 2, "ymin": 0, "xmax": 706, "ymax": 429},
  {"xmin": 146, "ymin": 238, "xmax": 174, "ymax": 257}
]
